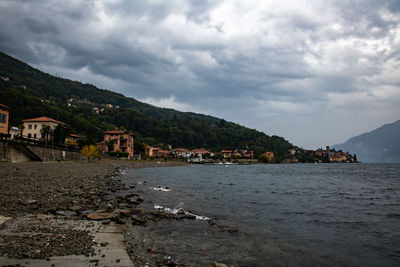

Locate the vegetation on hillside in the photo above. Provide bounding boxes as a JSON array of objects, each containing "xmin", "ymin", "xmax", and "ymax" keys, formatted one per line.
[{"xmin": 0, "ymin": 51, "xmax": 293, "ymax": 157}]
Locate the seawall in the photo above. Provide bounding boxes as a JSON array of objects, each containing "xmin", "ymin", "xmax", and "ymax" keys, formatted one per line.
[{"xmin": 0, "ymin": 141, "xmax": 84, "ymax": 162}]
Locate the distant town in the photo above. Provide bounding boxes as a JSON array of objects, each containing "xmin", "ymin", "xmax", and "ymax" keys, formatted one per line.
[{"xmin": 0, "ymin": 103, "xmax": 357, "ymax": 163}]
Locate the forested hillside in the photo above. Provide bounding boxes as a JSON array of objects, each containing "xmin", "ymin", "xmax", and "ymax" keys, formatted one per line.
[{"xmin": 0, "ymin": 51, "xmax": 292, "ymax": 157}]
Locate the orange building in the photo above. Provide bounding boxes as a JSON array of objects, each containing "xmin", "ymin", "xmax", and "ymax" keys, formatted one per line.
[
  {"xmin": 104, "ymin": 130, "xmax": 134, "ymax": 159},
  {"xmin": 0, "ymin": 104, "xmax": 11, "ymax": 135}
]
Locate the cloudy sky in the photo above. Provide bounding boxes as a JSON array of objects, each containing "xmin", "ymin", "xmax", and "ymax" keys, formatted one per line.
[{"xmin": 1, "ymin": 0, "xmax": 399, "ymax": 148}]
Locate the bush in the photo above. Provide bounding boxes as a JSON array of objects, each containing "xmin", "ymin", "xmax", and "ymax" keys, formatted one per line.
[{"xmin": 81, "ymin": 145, "xmax": 100, "ymax": 161}]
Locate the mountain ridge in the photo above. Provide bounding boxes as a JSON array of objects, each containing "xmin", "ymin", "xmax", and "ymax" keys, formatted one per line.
[{"xmin": 333, "ymin": 119, "xmax": 400, "ymax": 163}]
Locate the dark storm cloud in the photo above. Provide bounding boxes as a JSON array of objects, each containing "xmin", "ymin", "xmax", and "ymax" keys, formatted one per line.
[{"xmin": 0, "ymin": 0, "xmax": 399, "ymax": 148}]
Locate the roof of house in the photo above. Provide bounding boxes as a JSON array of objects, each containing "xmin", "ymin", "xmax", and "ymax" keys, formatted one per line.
[
  {"xmin": 191, "ymin": 149, "xmax": 211, "ymax": 153},
  {"xmin": 191, "ymin": 148, "xmax": 206, "ymax": 152},
  {"xmin": 0, "ymin": 103, "xmax": 11, "ymax": 111},
  {"xmin": 173, "ymin": 148, "xmax": 189, "ymax": 152},
  {"xmin": 221, "ymin": 150, "xmax": 233, "ymax": 153},
  {"xmin": 22, "ymin": 117, "xmax": 66, "ymax": 124},
  {"xmin": 104, "ymin": 130, "xmax": 132, "ymax": 135},
  {"xmin": 69, "ymin": 134, "xmax": 85, "ymax": 138}
]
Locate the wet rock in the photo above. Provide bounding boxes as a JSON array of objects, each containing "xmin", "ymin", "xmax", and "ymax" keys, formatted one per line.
[
  {"xmin": 131, "ymin": 215, "xmax": 147, "ymax": 225},
  {"xmin": 114, "ymin": 209, "xmax": 132, "ymax": 217},
  {"xmin": 69, "ymin": 205, "xmax": 82, "ymax": 212},
  {"xmin": 208, "ymin": 263, "xmax": 228, "ymax": 267},
  {"xmin": 179, "ymin": 214, "xmax": 196, "ymax": 220},
  {"xmin": 131, "ymin": 208, "xmax": 145, "ymax": 217},
  {"xmin": 127, "ymin": 198, "xmax": 141, "ymax": 205},
  {"xmin": 56, "ymin": 210, "xmax": 78, "ymax": 216},
  {"xmin": 36, "ymin": 214, "xmax": 53, "ymax": 219},
  {"xmin": 87, "ymin": 212, "xmax": 118, "ymax": 220},
  {"xmin": 113, "ymin": 216, "xmax": 126, "ymax": 225}
]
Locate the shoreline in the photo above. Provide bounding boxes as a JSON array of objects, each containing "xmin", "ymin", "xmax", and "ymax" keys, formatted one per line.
[{"xmin": 0, "ymin": 160, "xmax": 187, "ymax": 266}]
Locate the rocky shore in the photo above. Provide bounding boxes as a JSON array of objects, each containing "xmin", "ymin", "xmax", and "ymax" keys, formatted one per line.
[{"xmin": 0, "ymin": 160, "xmax": 194, "ymax": 267}]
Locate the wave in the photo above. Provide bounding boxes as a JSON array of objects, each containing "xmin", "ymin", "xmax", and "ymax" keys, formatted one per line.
[{"xmin": 154, "ymin": 203, "xmax": 210, "ymax": 221}]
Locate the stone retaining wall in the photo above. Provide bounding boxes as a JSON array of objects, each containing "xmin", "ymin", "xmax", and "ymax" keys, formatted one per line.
[
  {"xmin": 0, "ymin": 141, "xmax": 85, "ymax": 162},
  {"xmin": 25, "ymin": 145, "xmax": 85, "ymax": 161}
]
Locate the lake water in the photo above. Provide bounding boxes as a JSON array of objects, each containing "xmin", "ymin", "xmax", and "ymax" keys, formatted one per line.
[{"xmin": 121, "ymin": 163, "xmax": 400, "ymax": 266}]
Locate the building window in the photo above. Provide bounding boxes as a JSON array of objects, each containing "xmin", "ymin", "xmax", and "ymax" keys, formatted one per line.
[
  {"xmin": 34, "ymin": 133, "xmax": 37, "ymax": 139},
  {"xmin": 28, "ymin": 133, "xmax": 31, "ymax": 138},
  {"xmin": 0, "ymin": 113, "xmax": 6, "ymax": 123},
  {"xmin": 34, "ymin": 125, "xmax": 37, "ymax": 130},
  {"xmin": 29, "ymin": 124, "xmax": 32, "ymax": 129}
]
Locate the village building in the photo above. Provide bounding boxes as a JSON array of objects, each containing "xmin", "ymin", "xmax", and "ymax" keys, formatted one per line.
[
  {"xmin": 0, "ymin": 104, "xmax": 10, "ymax": 135},
  {"xmin": 147, "ymin": 147, "xmax": 161, "ymax": 157},
  {"xmin": 171, "ymin": 148, "xmax": 191, "ymax": 158},
  {"xmin": 191, "ymin": 148, "xmax": 213, "ymax": 158},
  {"xmin": 22, "ymin": 117, "xmax": 65, "ymax": 140},
  {"xmin": 103, "ymin": 130, "xmax": 134, "ymax": 159},
  {"xmin": 9, "ymin": 126, "xmax": 21, "ymax": 139},
  {"xmin": 260, "ymin": 151, "xmax": 275, "ymax": 162},
  {"xmin": 150, "ymin": 148, "xmax": 171, "ymax": 157},
  {"xmin": 65, "ymin": 134, "xmax": 85, "ymax": 147},
  {"xmin": 221, "ymin": 150, "xmax": 233, "ymax": 159}
]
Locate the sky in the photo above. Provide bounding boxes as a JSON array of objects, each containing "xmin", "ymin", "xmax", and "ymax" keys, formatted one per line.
[{"xmin": 0, "ymin": 0, "xmax": 399, "ymax": 149}]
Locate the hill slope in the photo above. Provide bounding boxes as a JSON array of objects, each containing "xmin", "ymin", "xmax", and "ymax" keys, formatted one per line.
[
  {"xmin": 333, "ymin": 120, "xmax": 400, "ymax": 163},
  {"xmin": 0, "ymin": 51, "xmax": 292, "ymax": 157}
]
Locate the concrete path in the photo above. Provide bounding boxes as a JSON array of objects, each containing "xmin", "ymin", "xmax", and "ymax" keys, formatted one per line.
[{"xmin": 0, "ymin": 216, "xmax": 133, "ymax": 267}]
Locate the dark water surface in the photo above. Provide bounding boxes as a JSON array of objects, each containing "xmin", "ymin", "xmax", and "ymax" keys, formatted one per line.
[{"xmin": 121, "ymin": 163, "xmax": 400, "ymax": 266}]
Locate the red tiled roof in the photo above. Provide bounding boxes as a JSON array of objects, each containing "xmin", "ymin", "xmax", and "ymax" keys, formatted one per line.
[
  {"xmin": 104, "ymin": 130, "xmax": 124, "ymax": 134},
  {"xmin": 104, "ymin": 130, "xmax": 133, "ymax": 135},
  {"xmin": 174, "ymin": 148, "xmax": 189, "ymax": 152},
  {"xmin": 22, "ymin": 117, "xmax": 66, "ymax": 124},
  {"xmin": 191, "ymin": 148, "xmax": 206, "ymax": 152},
  {"xmin": 0, "ymin": 104, "xmax": 11, "ymax": 111},
  {"xmin": 221, "ymin": 150, "xmax": 233, "ymax": 153}
]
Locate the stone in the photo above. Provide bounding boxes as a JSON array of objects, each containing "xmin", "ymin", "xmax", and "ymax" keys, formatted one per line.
[
  {"xmin": 131, "ymin": 215, "xmax": 147, "ymax": 225},
  {"xmin": 87, "ymin": 212, "xmax": 118, "ymax": 220},
  {"xmin": 69, "ymin": 205, "xmax": 82, "ymax": 211},
  {"xmin": 36, "ymin": 214, "xmax": 53, "ymax": 219},
  {"xmin": 208, "ymin": 263, "xmax": 228, "ymax": 267},
  {"xmin": 56, "ymin": 210, "xmax": 78, "ymax": 216},
  {"xmin": 113, "ymin": 209, "xmax": 132, "ymax": 217},
  {"xmin": 180, "ymin": 214, "xmax": 196, "ymax": 220}
]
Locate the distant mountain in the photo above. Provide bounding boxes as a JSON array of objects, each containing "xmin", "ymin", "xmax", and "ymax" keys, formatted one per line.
[
  {"xmin": 0, "ymin": 51, "xmax": 292, "ymax": 157},
  {"xmin": 334, "ymin": 120, "xmax": 400, "ymax": 163}
]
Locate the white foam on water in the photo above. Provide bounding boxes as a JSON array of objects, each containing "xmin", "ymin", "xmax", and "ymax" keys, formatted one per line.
[
  {"xmin": 154, "ymin": 203, "xmax": 210, "ymax": 221},
  {"xmin": 151, "ymin": 187, "xmax": 171, "ymax": 192}
]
